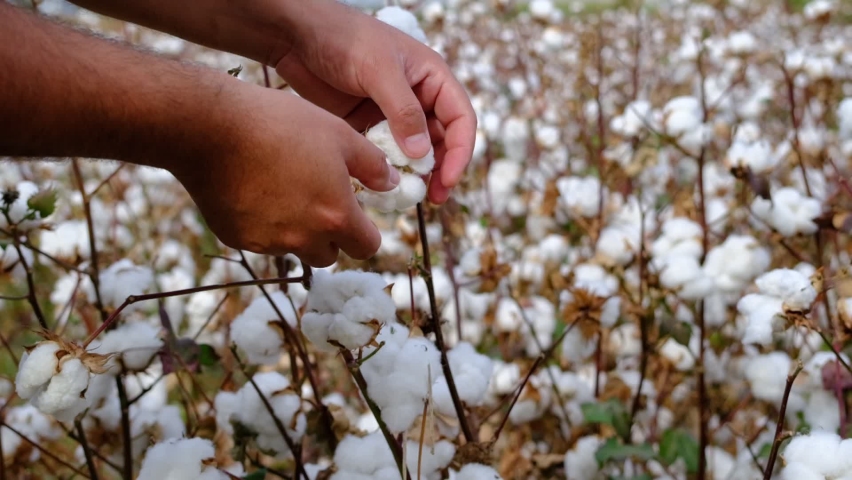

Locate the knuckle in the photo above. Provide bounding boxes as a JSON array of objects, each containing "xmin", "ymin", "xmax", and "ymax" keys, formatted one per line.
[
  {"xmin": 323, "ymin": 210, "xmax": 349, "ymax": 233},
  {"xmin": 397, "ymin": 102, "xmax": 424, "ymax": 125}
]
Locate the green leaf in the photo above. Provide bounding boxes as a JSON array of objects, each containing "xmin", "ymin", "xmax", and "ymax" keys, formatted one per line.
[
  {"xmin": 660, "ymin": 317, "xmax": 692, "ymax": 346},
  {"xmin": 595, "ymin": 438, "xmax": 656, "ymax": 465},
  {"xmin": 198, "ymin": 344, "xmax": 220, "ymax": 367},
  {"xmin": 242, "ymin": 469, "xmax": 267, "ymax": 480},
  {"xmin": 757, "ymin": 442, "xmax": 772, "ymax": 458},
  {"xmin": 581, "ymin": 399, "xmax": 630, "ymax": 439},
  {"xmin": 659, "ymin": 429, "xmax": 699, "ymax": 473},
  {"xmin": 26, "ymin": 189, "xmax": 57, "ymax": 219},
  {"xmin": 581, "ymin": 401, "xmax": 615, "ymax": 425}
]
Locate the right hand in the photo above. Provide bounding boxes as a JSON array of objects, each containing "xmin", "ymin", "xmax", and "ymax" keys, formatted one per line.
[{"xmin": 172, "ymin": 80, "xmax": 398, "ymax": 267}]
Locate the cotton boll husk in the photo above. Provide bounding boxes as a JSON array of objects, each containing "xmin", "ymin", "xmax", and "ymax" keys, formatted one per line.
[{"xmin": 229, "ymin": 291, "xmax": 296, "ymax": 365}]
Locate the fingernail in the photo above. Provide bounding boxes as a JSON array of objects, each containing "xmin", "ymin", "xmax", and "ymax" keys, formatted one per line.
[
  {"xmin": 388, "ymin": 167, "xmax": 401, "ymax": 187},
  {"xmin": 404, "ymin": 133, "xmax": 430, "ymax": 156}
]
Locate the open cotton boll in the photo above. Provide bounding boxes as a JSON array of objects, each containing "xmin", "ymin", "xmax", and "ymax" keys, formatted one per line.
[
  {"xmin": 782, "ymin": 430, "xmax": 852, "ymax": 478},
  {"xmin": 89, "ymin": 259, "xmax": 155, "ymax": 310},
  {"xmin": 651, "ymin": 217, "xmax": 703, "ymax": 259},
  {"xmin": 301, "ymin": 269, "xmax": 397, "ymax": 351},
  {"xmin": 404, "ymin": 440, "xmax": 456, "ymax": 480},
  {"xmin": 737, "ymin": 293, "xmax": 784, "ymax": 345},
  {"xmin": 780, "ymin": 462, "xmax": 824, "ymax": 480},
  {"xmin": 754, "ymin": 268, "xmax": 817, "ymax": 311},
  {"xmin": 433, "ymin": 342, "xmax": 493, "ymax": 417},
  {"xmin": 751, "ymin": 188, "xmax": 821, "ymax": 237},
  {"xmin": 331, "ymin": 431, "xmax": 400, "ymax": 480},
  {"xmin": 357, "ymin": 173, "xmax": 427, "ymax": 212},
  {"xmin": 660, "ymin": 338, "xmax": 695, "ymax": 371},
  {"xmin": 494, "ymin": 296, "xmax": 555, "ymax": 356},
  {"xmin": 610, "ymin": 100, "xmax": 654, "ymax": 137},
  {"xmin": 838, "ymin": 98, "xmax": 852, "ymax": 140},
  {"xmin": 229, "ymin": 291, "xmax": 296, "ymax": 365},
  {"xmin": 556, "ymin": 176, "xmax": 602, "ymax": 219},
  {"xmin": 31, "ymin": 358, "xmax": 91, "ymax": 423},
  {"xmin": 231, "ymin": 372, "xmax": 305, "ymax": 458},
  {"xmin": 596, "ymin": 224, "xmax": 640, "ymax": 266},
  {"xmin": 15, "ymin": 342, "xmax": 61, "ymax": 400},
  {"xmin": 564, "ymin": 435, "xmax": 603, "ymax": 480},
  {"xmin": 453, "ymin": 463, "xmax": 503, "ymax": 480},
  {"xmin": 88, "ymin": 321, "xmax": 163, "ymax": 372},
  {"xmin": 725, "ymin": 136, "xmax": 775, "ymax": 173},
  {"xmin": 742, "ymin": 352, "xmax": 793, "ymax": 404},
  {"xmin": 137, "ymin": 437, "xmax": 227, "ymax": 480},
  {"xmin": 703, "ymin": 235, "xmax": 770, "ymax": 293},
  {"xmin": 376, "ymin": 6, "xmax": 428, "ymax": 44},
  {"xmin": 654, "ymin": 255, "xmax": 714, "ymax": 300},
  {"xmin": 365, "ymin": 120, "xmax": 435, "ymax": 175}
]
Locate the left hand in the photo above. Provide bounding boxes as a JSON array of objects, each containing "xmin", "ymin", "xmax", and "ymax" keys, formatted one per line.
[{"xmin": 273, "ymin": 0, "xmax": 477, "ymax": 205}]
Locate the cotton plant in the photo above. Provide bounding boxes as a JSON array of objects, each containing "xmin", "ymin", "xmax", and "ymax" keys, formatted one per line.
[
  {"xmin": 137, "ymin": 437, "xmax": 230, "ymax": 480},
  {"xmin": 229, "ymin": 290, "xmax": 297, "ymax": 365},
  {"xmin": 85, "ymin": 258, "xmax": 155, "ymax": 310},
  {"xmin": 87, "ymin": 319, "xmax": 163, "ymax": 372},
  {"xmin": 751, "ymin": 187, "xmax": 822, "ymax": 237}
]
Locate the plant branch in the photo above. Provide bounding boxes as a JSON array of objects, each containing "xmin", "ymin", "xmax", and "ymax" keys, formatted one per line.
[
  {"xmin": 494, "ymin": 355, "xmax": 544, "ymax": 441},
  {"xmin": 75, "ymin": 418, "xmax": 100, "ymax": 480},
  {"xmin": 763, "ymin": 361, "xmax": 803, "ymax": 480}
]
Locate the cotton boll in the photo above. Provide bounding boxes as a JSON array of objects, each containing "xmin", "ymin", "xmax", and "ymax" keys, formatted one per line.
[
  {"xmin": 564, "ymin": 436, "xmax": 603, "ymax": 480},
  {"xmin": 446, "ymin": 342, "xmax": 492, "ymax": 405},
  {"xmin": 494, "ymin": 297, "xmax": 555, "ymax": 356},
  {"xmin": 725, "ymin": 136, "xmax": 775, "ymax": 173},
  {"xmin": 229, "ymin": 291, "xmax": 296, "ymax": 365},
  {"xmin": 89, "ymin": 259, "xmax": 155, "ymax": 310},
  {"xmin": 660, "ymin": 339, "xmax": 695, "ymax": 371},
  {"xmin": 89, "ymin": 321, "xmax": 163, "ymax": 372},
  {"xmin": 743, "ymin": 352, "xmax": 792, "ymax": 404},
  {"xmin": 529, "ymin": 0, "xmax": 555, "ymax": 20},
  {"xmin": 556, "ymin": 176, "xmax": 602, "ymax": 219},
  {"xmin": 14, "ymin": 342, "xmax": 61, "ymax": 399},
  {"xmin": 365, "ymin": 120, "xmax": 435, "ymax": 175},
  {"xmin": 780, "ymin": 462, "xmax": 824, "ymax": 480},
  {"xmin": 839, "ymin": 98, "xmax": 852, "ymax": 140},
  {"xmin": 137, "ymin": 437, "xmax": 227, "ymax": 480},
  {"xmin": 332, "ymin": 431, "xmax": 399, "ymax": 479},
  {"xmin": 453, "ymin": 463, "xmax": 503, "ymax": 480},
  {"xmin": 804, "ymin": 389, "xmax": 840, "ymax": 432},
  {"xmin": 358, "ymin": 173, "xmax": 427, "ymax": 212},
  {"xmin": 610, "ymin": 100, "xmax": 655, "ymax": 137},
  {"xmin": 596, "ymin": 224, "xmax": 639, "ymax": 266},
  {"xmin": 737, "ymin": 294, "xmax": 784, "ymax": 345},
  {"xmin": 751, "ymin": 188, "xmax": 821, "ymax": 237},
  {"xmin": 754, "ymin": 268, "xmax": 817, "ymax": 311},
  {"xmin": 39, "ymin": 220, "xmax": 90, "ymax": 258},
  {"xmin": 376, "ymin": 6, "xmax": 428, "ymax": 44},
  {"xmin": 229, "ymin": 372, "xmax": 306, "ymax": 458},
  {"xmin": 31, "ymin": 358, "xmax": 91, "ymax": 423},
  {"xmin": 704, "ymin": 235, "xmax": 771, "ymax": 293},
  {"xmin": 404, "ymin": 440, "xmax": 456, "ymax": 480}
]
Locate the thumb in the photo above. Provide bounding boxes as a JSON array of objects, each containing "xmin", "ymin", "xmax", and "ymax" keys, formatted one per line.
[
  {"xmin": 366, "ymin": 69, "xmax": 432, "ymax": 159},
  {"xmin": 345, "ymin": 130, "xmax": 400, "ymax": 192}
]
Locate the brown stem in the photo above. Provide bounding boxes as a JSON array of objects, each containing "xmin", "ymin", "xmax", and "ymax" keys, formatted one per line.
[
  {"xmin": 72, "ymin": 158, "xmax": 106, "ymax": 319},
  {"xmin": 232, "ymin": 348, "xmax": 309, "ymax": 480},
  {"xmin": 1, "ymin": 422, "xmax": 90, "ymax": 478},
  {"xmin": 75, "ymin": 418, "xmax": 100, "ymax": 480},
  {"xmin": 340, "ymin": 349, "xmax": 407, "ymax": 478},
  {"xmin": 763, "ymin": 361, "xmax": 804, "ymax": 479},
  {"xmin": 416, "ymin": 203, "xmax": 474, "ymax": 443},
  {"xmin": 494, "ymin": 355, "xmax": 544, "ymax": 441},
  {"xmin": 9, "ymin": 234, "xmax": 47, "ymax": 329}
]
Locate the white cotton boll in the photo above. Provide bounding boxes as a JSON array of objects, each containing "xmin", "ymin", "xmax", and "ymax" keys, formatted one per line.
[
  {"xmin": 376, "ymin": 6, "xmax": 427, "ymax": 44},
  {"xmin": 214, "ymin": 391, "xmax": 240, "ymax": 435},
  {"xmin": 564, "ymin": 436, "xmax": 603, "ymax": 480},
  {"xmin": 561, "ymin": 327, "xmax": 598, "ymax": 365},
  {"xmin": 91, "ymin": 259, "xmax": 155, "ymax": 310},
  {"xmin": 131, "ymin": 404, "xmax": 185, "ymax": 448},
  {"xmin": 609, "ymin": 323, "xmax": 642, "ymax": 359},
  {"xmin": 15, "ymin": 342, "xmax": 61, "ymax": 399},
  {"xmin": 804, "ymin": 389, "xmax": 841, "ymax": 432},
  {"xmin": 782, "ymin": 430, "xmax": 846, "ymax": 477},
  {"xmin": 509, "ymin": 372, "xmax": 551, "ymax": 425},
  {"xmin": 405, "ymin": 440, "xmax": 456, "ymax": 480},
  {"xmin": 610, "ymin": 100, "xmax": 655, "ymax": 137},
  {"xmin": 534, "ymin": 124, "xmax": 560, "ymax": 149},
  {"xmin": 301, "ymin": 270, "xmax": 396, "ymax": 351},
  {"xmin": 738, "ymin": 294, "xmax": 785, "ymax": 345},
  {"xmin": 39, "ymin": 220, "xmax": 90, "ymax": 258},
  {"xmin": 333, "ymin": 431, "xmax": 399, "ymax": 479},
  {"xmin": 751, "ymin": 187, "xmax": 821, "ymax": 237},
  {"xmin": 663, "ymin": 96, "xmax": 703, "ymax": 138},
  {"xmin": 755, "ymin": 268, "xmax": 817, "ymax": 311},
  {"xmin": 488, "ymin": 361, "xmax": 521, "ymax": 398},
  {"xmin": 365, "ymin": 120, "xmax": 435, "ymax": 175},
  {"xmin": 529, "ymin": 0, "xmax": 555, "ymax": 20},
  {"xmin": 556, "ymin": 176, "xmax": 602, "ymax": 219},
  {"xmin": 660, "ymin": 339, "xmax": 695, "ymax": 371},
  {"xmin": 358, "ymin": 173, "xmax": 427, "ymax": 213},
  {"xmin": 781, "ymin": 462, "xmax": 824, "ymax": 480},
  {"xmin": 704, "ymin": 235, "xmax": 770, "ymax": 293},
  {"xmin": 494, "ymin": 297, "xmax": 555, "ymax": 356},
  {"xmin": 138, "ymin": 437, "xmax": 226, "ymax": 480},
  {"xmin": 446, "ymin": 342, "xmax": 493, "ymax": 406},
  {"xmin": 501, "ymin": 117, "xmax": 530, "ymax": 162},
  {"xmin": 838, "ymin": 98, "xmax": 852, "ymax": 140},
  {"xmin": 725, "ymin": 137, "xmax": 775, "ymax": 173},
  {"xmin": 727, "ymin": 31, "xmax": 757, "ymax": 54},
  {"xmin": 89, "ymin": 321, "xmax": 163, "ymax": 372},
  {"xmin": 596, "ymin": 225, "xmax": 638, "ymax": 266},
  {"xmin": 31, "ymin": 358, "xmax": 91, "ymax": 423},
  {"xmin": 229, "ymin": 291, "xmax": 296, "ymax": 365},
  {"xmin": 422, "ymin": 2, "xmax": 444, "ymax": 24},
  {"xmin": 743, "ymin": 352, "xmax": 791, "ymax": 404},
  {"xmin": 453, "ymin": 463, "xmax": 503, "ymax": 480},
  {"xmin": 803, "ymin": 0, "xmax": 837, "ymax": 20},
  {"xmin": 652, "ymin": 217, "xmax": 703, "ymax": 259},
  {"xmin": 656, "ymin": 255, "xmax": 714, "ymax": 300},
  {"xmin": 232, "ymin": 372, "xmax": 306, "ymax": 458}
]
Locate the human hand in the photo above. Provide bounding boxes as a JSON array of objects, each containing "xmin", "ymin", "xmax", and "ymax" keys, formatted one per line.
[
  {"xmin": 171, "ymin": 81, "xmax": 397, "ymax": 267},
  {"xmin": 273, "ymin": 0, "xmax": 476, "ymax": 205}
]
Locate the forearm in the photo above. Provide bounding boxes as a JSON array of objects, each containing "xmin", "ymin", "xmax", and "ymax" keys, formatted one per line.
[
  {"xmin": 64, "ymin": 0, "xmax": 294, "ymax": 65},
  {"xmin": 0, "ymin": 3, "xmax": 240, "ymax": 173}
]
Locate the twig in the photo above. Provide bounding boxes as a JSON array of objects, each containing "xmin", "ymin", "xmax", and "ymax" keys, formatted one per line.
[
  {"xmin": 232, "ymin": 348, "xmax": 309, "ymax": 480},
  {"xmin": 1, "ymin": 421, "xmax": 90, "ymax": 478},
  {"xmin": 763, "ymin": 361, "xmax": 803, "ymax": 480},
  {"xmin": 71, "ymin": 158, "xmax": 106, "ymax": 319},
  {"xmin": 417, "ymin": 399, "xmax": 429, "ymax": 480},
  {"xmin": 494, "ymin": 355, "xmax": 544, "ymax": 441},
  {"xmin": 82, "ymin": 275, "xmax": 307, "ymax": 348},
  {"xmin": 415, "ymin": 203, "xmax": 474, "ymax": 443},
  {"xmin": 340, "ymin": 349, "xmax": 407, "ymax": 478},
  {"xmin": 9, "ymin": 233, "xmax": 47, "ymax": 329},
  {"xmin": 695, "ymin": 45, "xmax": 710, "ymax": 480},
  {"xmin": 75, "ymin": 418, "xmax": 99, "ymax": 480}
]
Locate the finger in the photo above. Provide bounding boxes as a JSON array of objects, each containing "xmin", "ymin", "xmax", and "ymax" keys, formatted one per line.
[
  {"xmin": 363, "ymin": 64, "xmax": 432, "ymax": 159},
  {"xmin": 414, "ymin": 68, "xmax": 477, "ymax": 189},
  {"xmin": 299, "ymin": 243, "xmax": 340, "ymax": 268},
  {"xmin": 335, "ymin": 198, "xmax": 382, "ymax": 261},
  {"xmin": 343, "ymin": 127, "xmax": 400, "ymax": 192}
]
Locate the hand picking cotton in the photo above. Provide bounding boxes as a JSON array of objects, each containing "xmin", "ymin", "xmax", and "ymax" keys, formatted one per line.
[
  {"xmin": 300, "ymin": 269, "xmax": 398, "ymax": 351},
  {"xmin": 357, "ymin": 120, "xmax": 434, "ymax": 212}
]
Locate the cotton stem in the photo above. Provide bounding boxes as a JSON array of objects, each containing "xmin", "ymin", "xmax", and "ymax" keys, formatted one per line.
[{"xmin": 763, "ymin": 361, "xmax": 803, "ymax": 479}]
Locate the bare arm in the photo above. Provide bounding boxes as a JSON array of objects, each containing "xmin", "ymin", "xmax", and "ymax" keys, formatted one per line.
[{"xmin": 0, "ymin": 2, "xmax": 239, "ymax": 174}]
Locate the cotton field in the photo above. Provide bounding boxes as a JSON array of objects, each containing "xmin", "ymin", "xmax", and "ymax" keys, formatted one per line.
[{"xmin": 2, "ymin": 0, "xmax": 852, "ymax": 479}]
